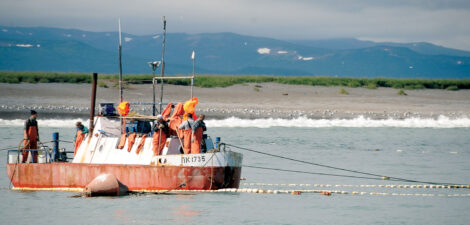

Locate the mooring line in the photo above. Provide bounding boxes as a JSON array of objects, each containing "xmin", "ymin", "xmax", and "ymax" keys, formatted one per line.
[
  {"xmin": 226, "ymin": 143, "xmax": 461, "ymax": 185},
  {"xmin": 244, "ymin": 165, "xmax": 388, "ymax": 181}
]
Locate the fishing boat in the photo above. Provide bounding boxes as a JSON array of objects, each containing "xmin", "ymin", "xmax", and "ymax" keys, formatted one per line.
[
  {"xmin": 6, "ymin": 110, "xmax": 243, "ymax": 192},
  {"xmin": 6, "ymin": 18, "xmax": 243, "ymax": 194}
]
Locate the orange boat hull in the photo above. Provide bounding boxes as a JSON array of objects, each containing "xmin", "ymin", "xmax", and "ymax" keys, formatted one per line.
[{"xmin": 7, "ymin": 163, "xmax": 241, "ymax": 191}]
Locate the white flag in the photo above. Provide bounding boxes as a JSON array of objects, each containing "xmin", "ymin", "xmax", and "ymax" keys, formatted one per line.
[{"xmin": 191, "ymin": 50, "xmax": 195, "ymax": 60}]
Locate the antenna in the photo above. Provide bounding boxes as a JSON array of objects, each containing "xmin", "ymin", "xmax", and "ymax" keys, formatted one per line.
[
  {"xmin": 191, "ymin": 50, "xmax": 195, "ymax": 98},
  {"xmin": 118, "ymin": 18, "xmax": 122, "ymax": 46},
  {"xmin": 159, "ymin": 16, "xmax": 167, "ymax": 113}
]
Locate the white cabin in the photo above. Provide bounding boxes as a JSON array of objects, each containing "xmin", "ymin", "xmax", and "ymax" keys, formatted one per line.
[{"xmin": 72, "ymin": 117, "xmax": 243, "ymax": 168}]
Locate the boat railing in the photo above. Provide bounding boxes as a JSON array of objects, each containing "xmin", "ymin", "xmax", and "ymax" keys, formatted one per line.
[
  {"xmin": 153, "ymin": 76, "xmax": 194, "ymax": 80},
  {"xmin": 7, "ymin": 148, "xmax": 74, "ymax": 164},
  {"xmin": 7, "ymin": 149, "xmax": 51, "ymax": 164}
]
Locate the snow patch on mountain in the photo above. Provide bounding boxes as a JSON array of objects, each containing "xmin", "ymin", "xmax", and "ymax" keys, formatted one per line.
[{"xmin": 257, "ymin": 48, "xmax": 271, "ymax": 54}]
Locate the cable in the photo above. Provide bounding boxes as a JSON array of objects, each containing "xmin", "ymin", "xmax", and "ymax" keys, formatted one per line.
[
  {"xmin": 244, "ymin": 165, "xmax": 391, "ymax": 181},
  {"xmin": 226, "ymin": 143, "xmax": 459, "ymax": 185}
]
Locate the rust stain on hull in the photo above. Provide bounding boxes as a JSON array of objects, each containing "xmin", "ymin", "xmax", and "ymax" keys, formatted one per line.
[{"xmin": 7, "ymin": 163, "xmax": 242, "ymax": 192}]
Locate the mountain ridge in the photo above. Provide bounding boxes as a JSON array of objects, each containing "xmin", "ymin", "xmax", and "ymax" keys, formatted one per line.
[{"xmin": 1, "ymin": 26, "xmax": 469, "ymax": 78}]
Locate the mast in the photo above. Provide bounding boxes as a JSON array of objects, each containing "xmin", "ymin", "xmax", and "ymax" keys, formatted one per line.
[
  {"xmin": 90, "ymin": 73, "xmax": 98, "ymax": 135},
  {"xmin": 159, "ymin": 16, "xmax": 166, "ymax": 113},
  {"xmin": 149, "ymin": 61, "xmax": 160, "ymax": 116},
  {"xmin": 152, "ymin": 64, "xmax": 156, "ymax": 116},
  {"xmin": 118, "ymin": 19, "xmax": 123, "ymax": 133},
  {"xmin": 118, "ymin": 18, "xmax": 123, "ymax": 103}
]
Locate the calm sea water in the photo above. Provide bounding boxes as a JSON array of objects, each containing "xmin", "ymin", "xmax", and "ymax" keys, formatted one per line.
[{"xmin": 1, "ymin": 125, "xmax": 470, "ymax": 225}]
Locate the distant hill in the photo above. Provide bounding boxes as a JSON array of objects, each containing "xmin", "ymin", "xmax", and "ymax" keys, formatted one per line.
[
  {"xmin": 1, "ymin": 26, "xmax": 469, "ymax": 78},
  {"xmin": 291, "ymin": 38, "xmax": 470, "ymax": 57}
]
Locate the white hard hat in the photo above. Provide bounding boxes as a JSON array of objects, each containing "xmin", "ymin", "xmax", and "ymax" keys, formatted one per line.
[{"xmin": 156, "ymin": 115, "xmax": 163, "ymax": 120}]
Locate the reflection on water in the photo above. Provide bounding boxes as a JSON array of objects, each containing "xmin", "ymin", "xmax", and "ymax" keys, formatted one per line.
[
  {"xmin": 114, "ymin": 209, "xmax": 131, "ymax": 224},
  {"xmin": 172, "ymin": 205, "xmax": 201, "ymax": 223}
]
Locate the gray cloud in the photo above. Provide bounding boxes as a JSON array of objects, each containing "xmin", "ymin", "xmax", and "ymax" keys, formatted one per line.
[
  {"xmin": 292, "ymin": 0, "xmax": 470, "ymax": 11},
  {"xmin": 1, "ymin": 0, "xmax": 470, "ymax": 50}
]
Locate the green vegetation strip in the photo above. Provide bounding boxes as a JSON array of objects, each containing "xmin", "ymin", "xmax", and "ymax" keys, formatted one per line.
[{"xmin": 1, "ymin": 71, "xmax": 469, "ymax": 90}]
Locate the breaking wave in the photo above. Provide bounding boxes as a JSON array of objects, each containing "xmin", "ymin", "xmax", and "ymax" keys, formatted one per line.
[
  {"xmin": 0, "ymin": 118, "xmax": 88, "ymax": 128},
  {"xmin": 1, "ymin": 116, "xmax": 469, "ymax": 128},
  {"xmin": 206, "ymin": 116, "xmax": 470, "ymax": 128}
]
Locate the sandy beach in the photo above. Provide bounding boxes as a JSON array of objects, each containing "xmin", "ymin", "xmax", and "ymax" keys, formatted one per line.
[{"xmin": 1, "ymin": 82, "xmax": 469, "ymax": 119}]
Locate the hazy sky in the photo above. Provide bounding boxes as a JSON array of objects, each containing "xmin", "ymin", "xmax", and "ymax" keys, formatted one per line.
[{"xmin": 1, "ymin": 0, "xmax": 470, "ymax": 50}]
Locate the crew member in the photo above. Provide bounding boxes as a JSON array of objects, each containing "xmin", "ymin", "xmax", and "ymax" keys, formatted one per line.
[
  {"xmin": 23, "ymin": 110, "xmax": 39, "ymax": 163},
  {"xmin": 74, "ymin": 121, "xmax": 89, "ymax": 155},
  {"xmin": 152, "ymin": 115, "xmax": 169, "ymax": 155},
  {"xmin": 191, "ymin": 114, "xmax": 206, "ymax": 154},
  {"xmin": 178, "ymin": 113, "xmax": 194, "ymax": 154}
]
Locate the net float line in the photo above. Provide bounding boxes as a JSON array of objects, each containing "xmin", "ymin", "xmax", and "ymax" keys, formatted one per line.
[
  {"xmin": 241, "ymin": 183, "xmax": 470, "ymax": 189},
  {"xmin": 11, "ymin": 187, "xmax": 470, "ymax": 198},
  {"xmin": 163, "ymin": 188, "xmax": 470, "ymax": 197},
  {"xmin": 12, "ymin": 187, "xmax": 84, "ymax": 192}
]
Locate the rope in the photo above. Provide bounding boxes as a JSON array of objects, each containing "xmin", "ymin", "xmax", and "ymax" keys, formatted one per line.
[
  {"xmin": 8, "ymin": 139, "xmax": 54, "ymax": 189},
  {"xmin": 244, "ymin": 165, "xmax": 389, "ymax": 181},
  {"xmin": 9, "ymin": 139, "xmax": 28, "ymax": 189},
  {"xmin": 226, "ymin": 143, "xmax": 461, "ymax": 186},
  {"xmin": 88, "ymin": 134, "xmax": 102, "ymax": 163}
]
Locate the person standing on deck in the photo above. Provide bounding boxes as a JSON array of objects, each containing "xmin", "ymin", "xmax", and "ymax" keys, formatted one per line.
[
  {"xmin": 152, "ymin": 115, "xmax": 169, "ymax": 155},
  {"xmin": 191, "ymin": 114, "xmax": 206, "ymax": 154},
  {"xmin": 74, "ymin": 121, "xmax": 89, "ymax": 156},
  {"xmin": 179, "ymin": 113, "xmax": 194, "ymax": 154},
  {"xmin": 23, "ymin": 110, "xmax": 39, "ymax": 163}
]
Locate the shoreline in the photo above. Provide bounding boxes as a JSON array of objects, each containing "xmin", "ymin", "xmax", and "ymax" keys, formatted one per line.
[
  {"xmin": 1, "ymin": 107, "xmax": 469, "ymax": 120},
  {"xmin": 1, "ymin": 82, "xmax": 469, "ymax": 120}
]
